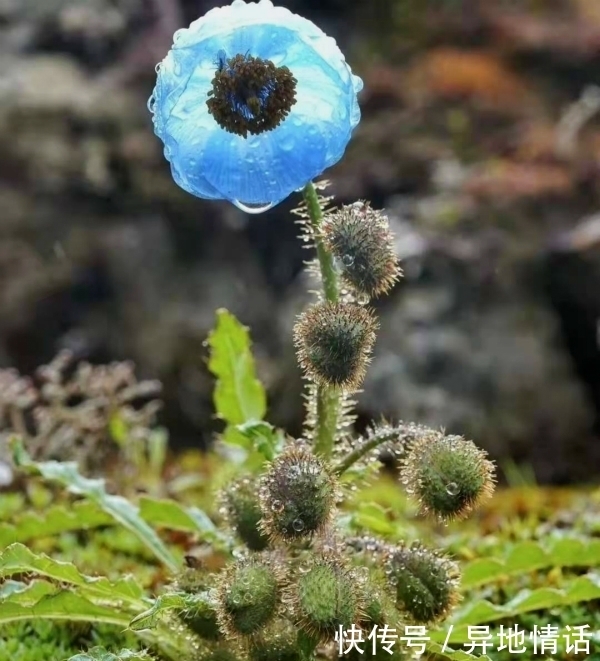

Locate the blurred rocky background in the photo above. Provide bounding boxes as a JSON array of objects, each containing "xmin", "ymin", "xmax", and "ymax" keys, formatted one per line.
[{"xmin": 1, "ymin": 0, "xmax": 600, "ymax": 484}]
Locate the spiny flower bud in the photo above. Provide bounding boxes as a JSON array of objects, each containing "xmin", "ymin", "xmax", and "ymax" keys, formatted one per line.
[
  {"xmin": 289, "ymin": 555, "xmax": 363, "ymax": 639},
  {"xmin": 323, "ymin": 201, "xmax": 402, "ymax": 299},
  {"xmin": 248, "ymin": 621, "xmax": 301, "ymax": 661},
  {"xmin": 216, "ymin": 558, "xmax": 281, "ymax": 638},
  {"xmin": 385, "ymin": 542, "xmax": 460, "ymax": 624},
  {"xmin": 400, "ymin": 432, "xmax": 495, "ymax": 521},
  {"xmin": 179, "ymin": 597, "xmax": 221, "ymax": 641},
  {"xmin": 294, "ymin": 302, "xmax": 378, "ymax": 390},
  {"xmin": 259, "ymin": 444, "xmax": 338, "ymax": 542},
  {"xmin": 175, "ymin": 566, "xmax": 220, "ymax": 641},
  {"xmin": 219, "ymin": 476, "xmax": 269, "ymax": 551},
  {"xmin": 360, "ymin": 570, "xmax": 398, "ymax": 628}
]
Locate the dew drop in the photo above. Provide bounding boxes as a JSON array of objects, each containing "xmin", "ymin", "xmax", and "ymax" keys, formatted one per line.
[
  {"xmin": 292, "ymin": 518, "xmax": 304, "ymax": 532},
  {"xmin": 232, "ymin": 200, "xmax": 274, "ymax": 214},
  {"xmin": 147, "ymin": 95, "xmax": 156, "ymax": 112},
  {"xmin": 357, "ymin": 293, "xmax": 370, "ymax": 305},
  {"xmin": 446, "ymin": 482, "xmax": 459, "ymax": 496},
  {"xmin": 271, "ymin": 499, "xmax": 284, "ymax": 513},
  {"xmin": 342, "ymin": 254, "xmax": 355, "ymax": 267},
  {"xmin": 279, "ymin": 134, "xmax": 295, "ymax": 151}
]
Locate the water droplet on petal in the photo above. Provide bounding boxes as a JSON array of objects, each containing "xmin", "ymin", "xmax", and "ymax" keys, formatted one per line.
[
  {"xmin": 292, "ymin": 518, "xmax": 304, "ymax": 532},
  {"xmin": 279, "ymin": 134, "xmax": 295, "ymax": 151},
  {"xmin": 342, "ymin": 254, "xmax": 355, "ymax": 267},
  {"xmin": 446, "ymin": 482, "xmax": 459, "ymax": 496},
  {"xmin": 232, "ymin": 200, "xmax": 274, "ymax": 214}
]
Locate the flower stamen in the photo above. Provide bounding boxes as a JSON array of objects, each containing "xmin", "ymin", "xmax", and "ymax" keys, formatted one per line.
[{"xmin": 207, "ymin": 52, "xmax": 297, "ymax": 138}]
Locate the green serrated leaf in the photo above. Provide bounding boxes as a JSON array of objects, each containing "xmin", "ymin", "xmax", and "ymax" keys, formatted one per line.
[
  {"xmin": 0, "ymin": 543, "xmax": 145, "ymax": 606},
  {"xmin": 432, "ymin": 573, "xmax": 600, "ymax": 643},
  {"xmin": 207, "ymin": 308, "xmax": 266, "ymax": 426},
  {"xmin": 0, "ymin": 587, "xmax": 132, "ymax": 627},
  {"xmin": 461, "ymin": 538, "xmax": 600, "ymax": 588},
  {"xmin": 0, "ymin": 500, "xmax": 112, "ymax": 547},
  {"xmin": 139, "ymin": 497, "xmax": 228, "ymax": 547},
  {"xmin": 68, "ymin": 647, "xmax": 153, "ymax": 661},
  {"xmin": 129, "ymin": 593, "xmax": 188, "ymax": 631},
  {"xmin": 0, "ymin": 579, "xmax": 56, "ymax": 603},
  {"xmin": 10, "ymin": 439, "xmax": 179, "ymax": 572}
]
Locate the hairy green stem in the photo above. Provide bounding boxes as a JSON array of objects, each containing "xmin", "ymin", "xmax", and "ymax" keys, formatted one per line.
[
  {"xmin": 302, "ymin": 182, "xmax": 340, "ymax": 460},
  {"xmin": 332, "ymin": 423, "xmax": 423, "ymax": 475}
]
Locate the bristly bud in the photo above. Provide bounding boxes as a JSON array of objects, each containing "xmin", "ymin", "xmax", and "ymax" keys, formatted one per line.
[
  {"xmin": 216, "ymin": 558, "xmax": 281, "ymax": 639},
  {"xmin": 385, "ymin": 542, "xmax": 460, "ymax": 624},
  {"xmin": 360, "ymin": 569, "xmax": 399, "ymax": 628},
  {"xmin": 175, "ymin": 566, "xmax": 220, "ymax": 641},
  {"xmin": 179, "ymin": 597, "xmax": 221, "ymax": 641},
  {"xmin": 248, "ymin": 621, "xmax": 301, "ymax": 661},
  {"xmin": 323, "ymin": 201, "xmax": 402, "ymax": 299},
  {"xmin": 259, "ymin": 443, "xmax": 338, "ymax": 542},
  {"xmin": 294, "ymin": 302, "xmax": 378, "ymax": 390},
  {"xmin": 288, "ymin": 555, "xmax": 363, "ymax": 639},
  {"xmin": 219, "ymin": 476, "xmax": 269, "ymax": 551},
  {"xmin": 400, "ymin": 432, "xmax": 496, "ymax": 521}
]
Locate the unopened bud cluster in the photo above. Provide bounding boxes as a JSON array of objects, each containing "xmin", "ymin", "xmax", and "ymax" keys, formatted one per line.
[
  {"xmin": 168, "ymin": 193, "xmax": 496, "ymax": 661},
  {"xmin": 293, "ymin": 201, "xmax": 401, "ymax": 392}
]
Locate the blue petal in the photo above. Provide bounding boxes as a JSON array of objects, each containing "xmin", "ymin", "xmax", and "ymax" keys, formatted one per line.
[{"xmin": 149, "ymin": 0, "xmax": 363, "ymax": 209}]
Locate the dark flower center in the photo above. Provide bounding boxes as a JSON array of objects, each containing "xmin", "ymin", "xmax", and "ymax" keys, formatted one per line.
[{"xmin": 207, "ymin": 51, "xmax": 297, "ymax": 138}]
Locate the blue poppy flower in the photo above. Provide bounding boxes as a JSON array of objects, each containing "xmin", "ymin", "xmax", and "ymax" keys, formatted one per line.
[{"xmin": 148, "ymin": 0, "xmax": 363, "ymax": 213}]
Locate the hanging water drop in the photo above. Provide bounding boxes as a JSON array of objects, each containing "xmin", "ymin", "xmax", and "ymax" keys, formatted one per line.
[
  {"xmin": 233, "ymin": 200, "xmax": 275, "ymax": 214},
  {"xmin": 446, "ymin": 482, "xmax": 459, "ymax": 496}
]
